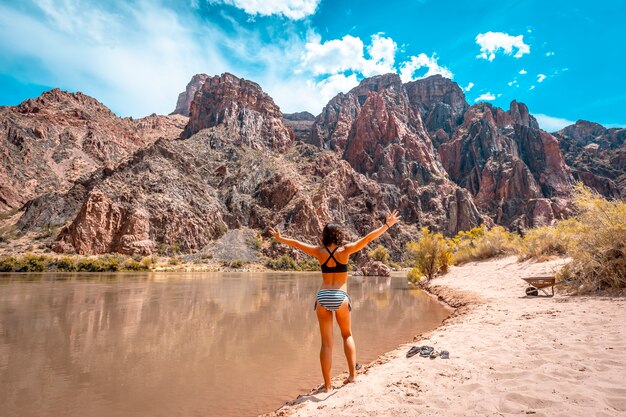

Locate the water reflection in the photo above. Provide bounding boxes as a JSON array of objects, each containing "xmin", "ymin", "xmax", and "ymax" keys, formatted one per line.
[{"xmin": 0, "ymin": 272, "xmax": 450, "ymax": 417}]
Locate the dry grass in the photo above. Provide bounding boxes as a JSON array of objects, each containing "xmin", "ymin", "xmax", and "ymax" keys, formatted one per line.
[
  {"xmin": 452, "ymin": 225, "xmax": 518, "ymax": 264},
  {"xmin": 556, "ymin": 185, "xmax": 626, "ymax": 293}
]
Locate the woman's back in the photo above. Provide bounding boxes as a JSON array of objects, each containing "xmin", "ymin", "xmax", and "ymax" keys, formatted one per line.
[{"xmin": 319, "ymin": 245, "xmax": 349, "ymax": 287}]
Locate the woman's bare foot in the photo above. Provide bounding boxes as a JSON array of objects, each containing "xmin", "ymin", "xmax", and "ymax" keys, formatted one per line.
[
  {"xmin": 324, "ymin": 385, "xmax": 333, "ymax": 393},
  {"xmin": 343, "ymin": 375, "xmax": 356, "ymax": 385}
]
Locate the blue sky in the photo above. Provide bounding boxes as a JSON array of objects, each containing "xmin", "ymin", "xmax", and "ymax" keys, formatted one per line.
[{"xmin": 0, "ymin": 0, "xmax": 625, "ymax": 131}]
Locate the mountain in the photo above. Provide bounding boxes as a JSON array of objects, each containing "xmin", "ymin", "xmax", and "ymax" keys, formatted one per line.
[
  {"xmin": 553, "ymin": 120, "xmax": 625, "ymax": 198},
  {"xmin": 170, "ymin": 73, "xmax": 209, "ymax": 116},
  {"xmin": 0, "ymin": 89, "xmax": 187, "ymax": 213},
  {"xmin": 19, "ymin": 74, "xmax": 418, "ymax": 257},
  {"xmin": 4, "ymin": 72, "xmax": 624, "ymax": 257}
]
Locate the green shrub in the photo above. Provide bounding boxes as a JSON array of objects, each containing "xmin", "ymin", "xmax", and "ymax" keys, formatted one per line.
[
  {"xmin": 222, "ymin": 259, "xmax": 246, "ymax": 268},
  {"xmin": 367, "ymin": 245, "xmax": 390, "ymax": 264},
  {"xmin": 55, "ymin": 257, "xmax": 77, "ymax": 271},
  {"xmin": 297, "ymin": 257, "xmax": 320, "ymax": 271},
  {"xmin": 123, "ymin": 259, "xmax": 150, "ymax": 271},
  {"xmin": 0, "ymin": 256, "xmax": 18, "ymax": 272},
  {"xmin": 266, "ymin": 254, "xmax": 299, "ymax": 270},
  {"xmin": 406, "ymin": 228, "xmax": 452, "ymax": 280},
  {"xmin": 245, "ymin": 233, "xmax": 263, "ymax": 250}
]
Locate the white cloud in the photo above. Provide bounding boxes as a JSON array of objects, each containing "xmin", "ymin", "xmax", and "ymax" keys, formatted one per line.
[
  {"xmin": 361, "ymin": 34, "xmax": 397, "ymax": 76},
  {"xmin": 474, "ymin": 92, "xmax": 496, "ymax": 102},
  {"xmin": 463, "ymin": 82, "xmax": 474, "ymax": 92},
  {"xmin": 508, "ymin": 79, "xmax": 518, "ymax": 87},
  {"xmin": 533, "ymin": 113, "xmax": 575, "ymax": 131},
  {"xmin": 301, "ymin": 34, "xmax": 364, "ymax": 75},
  {"xmin": 399, "ymin": 53, "xmax": 453, "ymax": 82},
  {"xmin": 519, "ymin": 69, "xmax": 527, "ymax": 75},
  {"xmin": 301, "ymin": 33, "xmax": 399, "ymax": 78},
  {"xmin": 537, "ymin": 73, "xmax": 546, "ymax": 82},
  {"xmin": 545, "ymin": 51, "xmax": 555, "ymax": 57},
  {"xmin": 529, "ymin": 85, "xmax": 536, "ymax": 90},
  {"xmin": 475, "ymin": 31, "xmax": 530, "ymax": 61},
  {"xmin": 310, "ymin": 73, "xmax": 359, "ymax": 103},
  {"xmin": 209, "ymin": 0, "xmax": 320, "ymax": 19}
]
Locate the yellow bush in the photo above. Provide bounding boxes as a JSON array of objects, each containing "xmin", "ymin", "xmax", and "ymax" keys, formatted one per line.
[
  {"xmin": 367, "ymin": 245, "xmax": 390, "ymax": 264},
  {"xmin": 407, "ymin": 267, "xmax": 423, "ymax": 284},
  {"xmin": 516, "ymin": 225, "xmax": 567, "ymax": 261},
  {"xmin": 406, "ymin": 228, "xmax": 452, "ymax": 280},
  {"xmin": 556, "ymin": 185, "xmax": 626, "ymax": 293},
  {"xmin": 452, "ymin": 225, "xmax": 517, "ymax": 264}
]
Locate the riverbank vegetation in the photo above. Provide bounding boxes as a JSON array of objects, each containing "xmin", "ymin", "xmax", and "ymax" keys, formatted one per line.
[{"xmin": 404, "ymin": 184, "xmax": 625, "ymax": 293}]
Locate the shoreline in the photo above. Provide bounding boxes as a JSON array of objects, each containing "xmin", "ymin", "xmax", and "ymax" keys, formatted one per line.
[{"xmin": 263, "ymin": 256, "xmax": 626, "ymax": 417}]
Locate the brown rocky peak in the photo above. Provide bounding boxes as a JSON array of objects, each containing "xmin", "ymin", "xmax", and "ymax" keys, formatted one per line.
[
  {"xmin": 508, "ymin": 100, "xmax": 539, "ymax": 129},
  {"xmin": 17, "ymin": 88, "xmax": 115, "ymax": 118},
  {"xmin": 353, "ymin": 73, "xmax": 403, "ymax": 94},
  {"xmin": 171, "ymin": 73, "xmax": 209, "ymax": 116},
  {"xmin": 181, "ymin": 72, "xmax": 293, "ymax": 151},
  {"xmin": 556, "ymin": 120, "xmax": 609, "ymax": 144},
  {"xmin": 404, "ymin": 74, "xmax": 468, "ymax": 114}
]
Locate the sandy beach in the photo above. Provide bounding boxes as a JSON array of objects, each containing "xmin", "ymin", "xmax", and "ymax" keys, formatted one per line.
[{"xmin": 266, "ymin": 256, "xmax": 626, "ymax": 417}]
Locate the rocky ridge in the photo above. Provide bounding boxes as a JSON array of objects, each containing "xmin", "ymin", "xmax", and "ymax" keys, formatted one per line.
[
  {"xmin": 0, "ymin": 89, "xmax": 187, "ymax": 212},
  {"xmin": 553, "ymin": 120, "xmax": 625, "ymax": 198},
  {"xmin": 4, "ymin": 72, "xmax": 623, "ymax": 258}
]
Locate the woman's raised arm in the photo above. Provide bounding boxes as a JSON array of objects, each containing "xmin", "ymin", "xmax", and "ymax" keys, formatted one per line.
[
  {"xmin": 269, "ymin": 226, "xmax": 320, "ymax": 258},
  {"xmin": 343, "ymin": 210, "xmax": 401, "ymax": 255}
]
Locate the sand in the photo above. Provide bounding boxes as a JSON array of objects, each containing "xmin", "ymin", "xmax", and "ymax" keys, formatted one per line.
[{"xmin": 265, "ymin": 256, "xmax": 626, "ymax": 417}]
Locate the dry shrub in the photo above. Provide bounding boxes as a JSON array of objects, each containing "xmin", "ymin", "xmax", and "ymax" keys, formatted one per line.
[
  {"xmin": 406, "ymin": 228, "xmax": 452, "ymax": 281},
  {"xmin": 452, "ymin": 225, "xmax": 517, "ymax": 264},
  {"xmin": 557, "ymin": 185, "xmax": 626, "ymax": 293},
  {"xmin": 516, "ymin": 225, "xmax": 568, "ymax": 261}
]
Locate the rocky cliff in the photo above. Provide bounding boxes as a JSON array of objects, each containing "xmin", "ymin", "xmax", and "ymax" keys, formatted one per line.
[
  {"xmin": 170, "ymin": 73, "xmax": 209, "ymax": 116},
  {"xmin": 0, "ymin": 89, "xmax": 186, "ymax": 213},
  {"xmin": 554, "ymin": 120, "xmax": 625, "ymax": 198},
  {"xmin": 437, "ymin": 100, "xmax": 572, "ymax": 227},
  {"xmin": 5, "ymin": 72, "xmax": 623, "ymax": 257},
  {"xmin": 309, "ymin": 74, "xmax": 484, "ymax": 234},
  {"xmin": 181, "ymin": 73, "xmax": 294, "ymax": 151}
]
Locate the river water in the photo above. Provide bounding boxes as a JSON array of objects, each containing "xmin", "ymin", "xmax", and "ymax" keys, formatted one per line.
[{"xmin": 0, "ymin": 272, "xmax": 451, "ymax": 417}]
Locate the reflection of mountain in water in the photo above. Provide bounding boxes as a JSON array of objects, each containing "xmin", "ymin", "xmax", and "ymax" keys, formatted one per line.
[{"xmin": 0, "ymin": 273, "xmax": 449, "ymax": 417}]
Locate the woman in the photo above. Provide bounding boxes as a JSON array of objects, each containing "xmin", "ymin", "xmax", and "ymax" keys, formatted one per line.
[{"xmin": 269, "ymin": 210, "xmax": 400, "ymax": 392}]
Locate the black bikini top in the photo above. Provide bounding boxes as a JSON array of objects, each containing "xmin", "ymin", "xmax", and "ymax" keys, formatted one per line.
[{"xmin": 320, "ymin": 247, "xmax": 349, "ymax": 273}]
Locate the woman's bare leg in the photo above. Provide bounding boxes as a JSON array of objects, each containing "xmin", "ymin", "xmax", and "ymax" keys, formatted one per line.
[
  {"xmin": 316, "ymin": 305, "xmax": 334, "ymax": 392},
  {"xmin": 335, "ymin": 300, "xmax": 356, "ymax": 384}
]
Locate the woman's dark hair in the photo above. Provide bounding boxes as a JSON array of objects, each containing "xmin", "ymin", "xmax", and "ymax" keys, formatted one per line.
[{"xmin": 322, "ymin": 223, "xmax": 344, "ymax": 247}]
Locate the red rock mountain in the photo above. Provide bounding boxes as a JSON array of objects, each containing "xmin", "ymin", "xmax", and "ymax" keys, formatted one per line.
[
  {"xmin": 170, "ymin": 73, "xmax": 209, "ymax": 116},
  {"xmin": 5, "ymin": 72, "xmax": 623, "ymax": 257},
  {"xmin": 182, "ymin": 73, "xmax": 293, "ymax": 151},
  {"xmin": 553, "ymin": 120, "xmax": 625, "ymax": 198},
  {"xmin": 0, "ymin": 89, "xmax": 187, "ymax": 213}
]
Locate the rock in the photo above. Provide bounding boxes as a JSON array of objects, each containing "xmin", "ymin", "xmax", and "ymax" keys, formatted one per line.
[
  {"xmin": 181, "ymin": 73, "xmax": 294, "ymax": 151},
  {"xmin": 0, "ymin": 89, "xmax": 187, "ymax": 213},
  {"xmin": 437, "ymin": 101, "xmax": 573, "ymax": 228},
  {"xmin": 554, "ymin": 120, "xmax": 625, "ymax": 198},
  {"xmin": 170, "ymin": 73, "xmax": 209, "ymax": 116},
  {"xmin": 361, "ymin": 261, "xmax": 391, "ymax": 277},
  {"xmin": 283, "ymin": 112, "xmax": 315, "ymax": 142}
]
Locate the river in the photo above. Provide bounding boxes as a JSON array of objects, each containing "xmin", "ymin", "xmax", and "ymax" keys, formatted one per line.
[{"xmin": 0, "ymin": 271, "xmax": 451, "ymax": 417}]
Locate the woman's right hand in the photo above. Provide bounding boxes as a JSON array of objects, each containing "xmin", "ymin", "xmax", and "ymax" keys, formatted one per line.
[
  {"xmin": 385, "ymin": 210, "xmax": 401, "ymax": 228},
  {"xmin": 269, "ymin": 226, "xmax": 281, "ymax": 240}
]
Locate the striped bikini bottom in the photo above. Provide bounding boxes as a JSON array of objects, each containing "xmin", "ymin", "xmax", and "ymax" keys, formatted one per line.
[{"xmin": 314, "ymin": 289, "xmax": 352, "ymax": 312}]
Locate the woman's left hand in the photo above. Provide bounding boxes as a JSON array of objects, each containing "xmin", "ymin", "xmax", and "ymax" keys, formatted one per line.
[
  {"xmin": 269, "ymin": 226, "xmax": 281, "ymax": 240},
  {"xmin": 385, "ymin": 209, "xmax": 401, "ymax": 228}
]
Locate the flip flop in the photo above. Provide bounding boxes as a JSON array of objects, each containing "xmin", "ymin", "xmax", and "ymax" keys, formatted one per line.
[
  {"xmin": 406, "ymin": 346, "xmax": 422, "ymax": 358},
  {"xmin": 419, "ymin": 346, "xmax": 434, "ymax": 357},
  {"xmin": 440, "ymin": 350, "xmax": 449, "ymax": 359}
]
